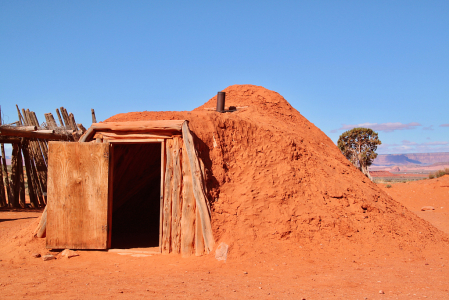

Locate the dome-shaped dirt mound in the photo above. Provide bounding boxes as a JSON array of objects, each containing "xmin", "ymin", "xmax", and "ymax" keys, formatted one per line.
[{"xmin": 107, "ymin": 84, "xmax": 448, "ymax": 257}]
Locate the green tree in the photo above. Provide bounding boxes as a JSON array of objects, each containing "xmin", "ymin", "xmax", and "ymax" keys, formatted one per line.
[{"xmin": 338, "ymin": 127, "xmax": 381, "ymax": 179}]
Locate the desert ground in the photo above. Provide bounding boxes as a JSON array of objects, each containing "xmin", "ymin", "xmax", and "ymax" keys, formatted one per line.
[
  {"xmin": 1, "ymin": 86, "xmax": 448, "ymax": 299},
  {"xmin": 1, "ymin": 176, "xmax": 448, "ymax": 299}
]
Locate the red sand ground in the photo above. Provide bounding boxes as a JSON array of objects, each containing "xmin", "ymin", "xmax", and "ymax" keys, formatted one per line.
[{"xmin": 1, "ymin": 85, "xmax": 448, "ymax": 299}]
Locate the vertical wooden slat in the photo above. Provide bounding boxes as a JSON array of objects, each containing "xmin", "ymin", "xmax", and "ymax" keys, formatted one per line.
[
  {"xmin": 22, "ymin": 140, "xmax": 39, "ymax": 208},
  {"xmin": 0, "ymin": 149, "xmax": 6, "ymax": 207},
  {"xmin": 56, "ymin": 108, "xmax": 64, "ymax": 127},
  {"xmin": 181, "ymin": 122, "xmax": 215, "ymax": 253},
  {"xmin": 69, "ymin": 113, "xmax": 79, "ymax": 131},
  {"xmin": 181, "ymin": 142, "xmax": 196, "ymax": 257},
  {"xmin": 162, "ymin": 139, "xmax": 174, "ymax": 254},
  {"xmin": 171, "ymin": 137, "xmax": 183, "ymax": 253},
  {"xmin": 159, "ymin": 140, "xmax": 165, "ymax": 251},
  {"xmin": 1, "ymin": 144, "xmax": 12, "ymax": 205},
  {"xmin": 195, "ymin": 207, "xmax": 205, "ymax": 256},
  {"xmin": 91, "ymin": 109, "xmax": 97, "ymax": 123},
  {"xmin": 10, "ymin": 143, "xmax": 20, "ymax": 208},
  {"xmin": 17, "ymin": 143, "xmax": 26, "ymax": 208}
]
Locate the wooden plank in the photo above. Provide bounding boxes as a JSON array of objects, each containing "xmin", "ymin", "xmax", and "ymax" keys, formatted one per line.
[
  {"xmin": 170, "ymin": 137, "xmax": 182, "ymax": 253},
  {"xmin": 195, "ymin": 207, "xmax": 205, "ymax": 256},
  {"xmin": 100, "ymin": 132, "xmax": 172, "ymax": 140},
  {"xmin": 159, "ymin": 140, "xmax": 165, "ymax": 252},
  {"xmin": 181, "ymin": 142, "xmax": 196, "ymax": 257},
  {"xmin": 0, "ymin": 125, "xmax": 37, "ymax": 131},
  {"xmin": 106, "ymin": 139, "xmax": 164, "ymax": 144},
  {"xmin": 161, "ymin": 139, "xmax": 173, "ymax": 254},
  {"xmin": 46, "ymin": 142, "xmax": 110, "ymax": 249},
  {"xmin": 79, "ymin": 120, "xmax": 185, "ymax": 142},
  {"xmin": 0, "ymin": 126, "xmax": 73, "ymax": 140},
  {"xmin": 181, "ymin": 122, "xmax": 215, "ymax": 253}
]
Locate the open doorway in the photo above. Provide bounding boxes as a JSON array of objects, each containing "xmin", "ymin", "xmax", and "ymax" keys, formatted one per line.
[{"xmin": 110, "ymin": 142, "xmax": 162, "ymax": 249}]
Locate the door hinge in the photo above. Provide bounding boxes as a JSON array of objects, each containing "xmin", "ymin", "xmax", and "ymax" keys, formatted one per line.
[{"xmin": 104, "ymin": 152, "xmax": 109, "ymax": 159}]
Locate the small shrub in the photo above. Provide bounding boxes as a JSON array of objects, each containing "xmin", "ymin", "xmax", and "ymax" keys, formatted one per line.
[
  {"xmin": 429, "ymin": 173, "xmax": 435, "ymax": 179},
  {"xmin": 386, "ymin": 184, "xmax": 392, "ymax": 188}
]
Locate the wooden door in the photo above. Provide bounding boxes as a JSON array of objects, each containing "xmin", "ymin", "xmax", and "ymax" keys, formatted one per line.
[{"xmin": 46, "ymin": 142, "xmax": 110, "ymax": 249}]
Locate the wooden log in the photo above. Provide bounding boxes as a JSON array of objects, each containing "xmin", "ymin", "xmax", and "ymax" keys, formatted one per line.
[
  {"xmin": 77, "ymin": 123, "xmax": 87, "ymax": 133},
  {"xmin": 0, "ymin": 126, "xmax": 73, "ymax": 140},
  {"xmin": 10, "ymin": 143, "xmax": 20, "ymax": 208},
  {"xmin": 181, "ymin": 142, "xmax": 196, "ymax": 257},
  {"xmin": 0, "ymin": 148, "xmax": 6, "ymax": 207},
  {"xmin": 56, "ymin": 108, "xmax": 64, "ymax": 127},
  {"xmin": 30, "ymin": 112, "xmax": 49, "ymax": 162},
  {"xmin": 99, "ymin": 132, "xmax": 172, "ymax": 140},
  {"xmin": 34, "ymin": 206, "xmax": 47, "ymax": 238},
  {"xmin": 22, "ymin": 140, "xmax": 39, "ymax": 208},
  {"xmin": 44, "ymin": 113, "xmax": 58, "ymax": 129},
  {"xmin": 1, "ymin": 144, "xmax": 12, "ymax": 205},
  {"xmin": 15, "ymin": 105, "xmax": 25, "ymax": 125},
  {"xmin": 91, "ymin": 109, "xmax": 97, "ymax": 123},
  {"xmin": 79, "ymin": 120, "xmax": 185, "ymax": 143},
  {"xmin": 171, "ymin": 137, "xmax": 183, "ymax": 253},
  {"xmin": 69, "ymin": 113, "xmax": 79, "ymax": 131},
  {"xmin": 181, "ymin": 121, "xmax": 215, "ymax": 253},
  {"xmin": 0, "ymin": 125, "xmax": 37, "ymax": 131},
  {"xmin": 162, "ymin": 139, "xmax": 174, "ymax": 254},
  {"xmin": 17, "ymin": 143, "xmax": 26, "ymax": 208},
  {"xmin": 22, "ymin": 111, "xmax": 48, "ymax": 205},
  {"xmin": 0, "ymin": 137, "xmax": 21, "ymax": 143},
  {"xmin": 60, "ymin": 107, "xmax": 69, "ymax": 128},
  {"xmin": 195, "ymin": 207, "xmax": 205, "ymax": 256}
]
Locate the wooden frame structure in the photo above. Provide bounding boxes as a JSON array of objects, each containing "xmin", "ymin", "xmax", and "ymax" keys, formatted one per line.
[{"xmin": 46, "ymin": 120, "xmax": 214, "ymax": 256}]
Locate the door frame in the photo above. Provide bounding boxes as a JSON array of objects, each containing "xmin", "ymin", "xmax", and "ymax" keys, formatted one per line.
[{"xmin": 107, "ymin": 139, "xmax": 166, "ymax": 252}]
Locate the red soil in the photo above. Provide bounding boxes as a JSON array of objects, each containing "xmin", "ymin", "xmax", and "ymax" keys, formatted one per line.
[{"xmin": 1, "ymin": 85, "xmax": 448, "ymax": 298}]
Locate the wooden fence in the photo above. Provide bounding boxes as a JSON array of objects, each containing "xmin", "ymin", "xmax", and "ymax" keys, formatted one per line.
[{"xmin": 0, "ymin": 105, "xmax": 95, "ymax": 208}]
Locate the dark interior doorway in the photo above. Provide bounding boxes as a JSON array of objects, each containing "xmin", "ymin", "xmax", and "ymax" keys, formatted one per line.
[{"xmin": 111, "ymin": 142, "xmax": 161, "ymax": 249}]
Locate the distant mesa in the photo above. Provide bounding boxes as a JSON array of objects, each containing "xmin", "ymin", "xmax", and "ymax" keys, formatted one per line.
[
  {"xmin": 373, "ymin": 152, "xmax": 449, "ymax": 166},
  {"xmin": 391, "ymin": 166, "xmax": 400, "ymax": 172}
]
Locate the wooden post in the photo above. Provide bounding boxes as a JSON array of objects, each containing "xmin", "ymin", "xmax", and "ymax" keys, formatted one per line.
[
  {"xmin": 10, "ymin": 143, "xmax": 20, "ymax": 208},
  {"xmin": 0, "ymin": 150, "xmax": 6, "ymax": 207},
  {"xmin": 171, "ymin": 137, "xmax": 183, "ymax": 253},
  {"xmin": 22, "ymin": 140, "xmax": 39, "ymax": 208},
  {"xmin": 181, "ymin": 142, "xmax": 196, "ymax": 257},
  {"xmin": 60, "ymin": 107, "xmax": 72, "ymax": 130},
  {"xmin": 1, "ymin": 144, "xmax": 12, "ymax": 205},
  {"xmin": 91, "ymin": 109, "xmax": 97, "ymax": 123},
  {"xmin": 17, "ymin": 143, "xmax": 26, "ymax": 208},
  {"xmin": 162, "ymin": 139, "xmax": 174, "ymax": 254},
  {"xmin": 56, "ymin": 108, "xmax": 64, "ymax": 127},
  {"xmin": 44, "ymin": 113, "xmax": 58, "ymax": 130},
  {"xmin": 181, "ymin": 122, "xmax": 215, "ymax": 253}
]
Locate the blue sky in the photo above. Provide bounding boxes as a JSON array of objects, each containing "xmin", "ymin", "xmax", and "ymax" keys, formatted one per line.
[{"xmin": 1, "ymin": 1, "xmax": 448, "ymax": 156}]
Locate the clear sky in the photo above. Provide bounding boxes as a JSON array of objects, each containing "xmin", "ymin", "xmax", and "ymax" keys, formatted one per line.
[{"xmin": 1, "ymin": 1, "xmax": 448, "ymax": 156}]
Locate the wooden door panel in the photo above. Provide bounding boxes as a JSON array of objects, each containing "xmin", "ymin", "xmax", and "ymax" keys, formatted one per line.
[{"xmin": 46, "ymin": 142, "xmax": 110, "ymax": 249}]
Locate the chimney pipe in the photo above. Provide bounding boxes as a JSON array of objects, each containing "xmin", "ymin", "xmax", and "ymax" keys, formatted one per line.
[{"xmin": 216, "ymin": 92, "xmax": 225, "ymax": 112}]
